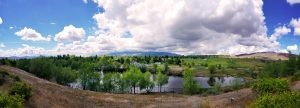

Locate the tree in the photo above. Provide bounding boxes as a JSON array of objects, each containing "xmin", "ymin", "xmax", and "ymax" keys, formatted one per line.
[
  {"xmin": 140, "ymin": 71, "xmax": 154, "ymax": 93},
  {"xmin": 102, "ymin": 72, "xmax": 128, "ymax": 93},
  {"xmin": 123, "ymin": 66, "xmax": 143, "ymax": 94},
  {"xmin": 29, "ymin": 58, "xmax": 57, "ymax": 80},
  {"xmin": 79, "ymin": 63, "xmax": 100, "ymax": 91},
  {"xmin": 155, "ymin": 71, "xmax": 168, "ymax": 92},
  {"xmin": 163, "ymin": 63, "xmax": 169, "ymax": 74},
  {"xmin": 208, "ymin": 65, "xmax": 216, "ymax": 75},
  {"xmin": 297, "ymin": 55, "xmax": 300, "ymax": 70},
  {"xmin": 152, "ymin": 63, "xmax": 158, "ymax": 73},
  {"xmin": 55, "ymin": 67, "xmax": 78, "ymax": 85},
  {"xmin": 183, "ymin": 68, "xmax": 200, "ymax": 95},
  {"xmin": 286, "ymin": 51, "xmax": 297, "ymax": 75}
]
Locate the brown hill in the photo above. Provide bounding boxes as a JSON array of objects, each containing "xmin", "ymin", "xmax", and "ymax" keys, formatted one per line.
[
  {"xmin": 233, "ymin": 52, "xmax": 291, "ymax": 60},
  {"xmin": 0, "ymin": 65, "xmax": 256, "ymax": 108}
]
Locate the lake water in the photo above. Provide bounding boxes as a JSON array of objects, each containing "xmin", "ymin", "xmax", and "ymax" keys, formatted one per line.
[
  {"xmin": 149, "ymin": 76, "xmax": 244, "ymax": 93},
  {"xmin": 69, "ymin": 73, "xmax": 244, "ymax": 93}
]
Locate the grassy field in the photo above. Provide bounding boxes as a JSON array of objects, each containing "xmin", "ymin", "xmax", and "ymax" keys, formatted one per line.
[{"xmin": 165, "ymin": 57, "xmax": 266, "ymax": 77}]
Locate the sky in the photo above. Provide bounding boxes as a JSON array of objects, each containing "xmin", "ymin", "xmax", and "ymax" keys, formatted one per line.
[{"xmin": 0, "ymin": 0, "xmax": 300, "ymax": 57}]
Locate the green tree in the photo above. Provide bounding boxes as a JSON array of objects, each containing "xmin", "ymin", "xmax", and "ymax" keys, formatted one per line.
[
  {"xmin": 102, "ymin": 72, "xmax": 128, "ymax": 93},
  {"xmin": 155, "ymin": 71, "xmax": 168, "ymax": 92},
  {"xmin": 55, "ymin": 67, "xmax": 78, "ymax": 85},
  {"xmin": 163, "ymin": 63, "xmax": 169, "ymax": 74},
  {"xmin": 183, "ymin": 68, "xmax": 200, "ymax": 95},
  {"xmin": 79, "ymin": 63, "xmax": 100, "ymax": 91},
  {"xmin": 208, "ymin": 65, "xmax": 216, "ymax": 75},
  {"xmin": 123, "ymin": 66, "xmax": 143, "ymax": 94},
  {"xmin": 29, "ymin": 58, "xmax": 57, "ymax": 80},
  {"xmin": 140, "ymin": 71, "xmax": 154, "ymax": 93},
  {"xmin": 286, "ymin": 51, "xmax": 297, "ymax": 75}
]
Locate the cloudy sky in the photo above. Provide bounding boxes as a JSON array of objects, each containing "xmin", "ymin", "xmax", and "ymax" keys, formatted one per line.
[{"xmin": 0, "ymin": 0, "xmax": 300, "ymax": 57}]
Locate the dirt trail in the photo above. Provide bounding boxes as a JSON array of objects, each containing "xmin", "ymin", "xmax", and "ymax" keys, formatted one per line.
[{"xmin": 0, "ymin": 65, "xmax": 255, "ymax": 108}]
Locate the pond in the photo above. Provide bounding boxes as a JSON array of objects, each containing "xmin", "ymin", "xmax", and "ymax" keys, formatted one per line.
[
  {"xmin": 149, "ymin": 76, "xmax": 244, "ymax": 93},
  {"xmin": 68, "ymin": 72, "xmax": 244, "ymax": 93}
]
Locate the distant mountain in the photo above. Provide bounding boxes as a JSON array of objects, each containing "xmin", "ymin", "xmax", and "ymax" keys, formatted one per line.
[
  {"xmin": 108, "ymin": 51, "xmax": 180, "ymax": 56},
  {"xmin": 0, "ymin": 56, "xmax": 36, "ymax": 60},
  {"xmin": 233, "ymin": 52, "xmax": 295, "ymax": 60}
]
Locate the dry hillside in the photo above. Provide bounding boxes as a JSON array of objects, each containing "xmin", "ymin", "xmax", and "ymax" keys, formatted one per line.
[{"xmin": 0, "ymin": 65, "xmax": 257, "ymax": 108}]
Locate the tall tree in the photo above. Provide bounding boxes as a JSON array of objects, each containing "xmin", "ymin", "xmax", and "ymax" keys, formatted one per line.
[
  {"xmin": 123, "ymin": 66, "xmax": 143, "ymax": 94},
  {"xmin": 155, "ymin": 71, "xmax": 168, "ymax": 92},
  {"xmin": 183, "ymin": 68, "xmax": 200, "ymax": 95},
  {"xmin": 140, "ymin": 71, "xmax": 154, "ymax": 93}
]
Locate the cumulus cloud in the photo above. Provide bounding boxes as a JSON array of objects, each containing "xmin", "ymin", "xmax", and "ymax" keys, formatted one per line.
[
  {"xmin": 89, "ymin": 0, "xmax": 279, "ymax": 55},
  {"xmin": 0, "ymin": 17, "xmax": 2, "ymax": 24},
  {"xmin": 286, "ymin": 44, "xmax": 298, "ymax": 52},
  {"xmin": 54, "ymin": 25, "xmax": 86, "ymax": 42},
  {"xmin": 0, "ymin": 44, "xmax": 45, "ymax": 57},
  {"xmin": 83, "ymin": 0, "xmax": 88, "ymax": 4},
  {"xmin": 1, "ymin": 0, "xmax": 291, "ymax": 56},
  {"xmin": 290, "ymin": 18, "xmax": 300, "ymax": 36},
  {"xmin": 287, "ymin": 0, "xmax": 300, "ymax": 5},
  {"xmin": 15, "ymin": 27, "xmax": 51, "ymax": 41},
  {"xmin": 270, "ymin": 26, "xmax": 291, "ymax": 41},
  {"xmin": 0, "ymin": 43, "xmax": 5, "ymax": 48}
]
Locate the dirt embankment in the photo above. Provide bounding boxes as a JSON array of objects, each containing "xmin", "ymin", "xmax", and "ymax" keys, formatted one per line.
[{"xmin": 0, "ymin": 65, "xmax": 255, "ymax": 108}]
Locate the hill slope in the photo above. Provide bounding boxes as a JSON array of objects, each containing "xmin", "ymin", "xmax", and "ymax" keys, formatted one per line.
[
  {"xmin": 0, "ymin": 65, "xmax": 255, "ymax": 108},
  {"xmin": 233, "ymin": 52, "xmax": 290, "ymax": 60}
]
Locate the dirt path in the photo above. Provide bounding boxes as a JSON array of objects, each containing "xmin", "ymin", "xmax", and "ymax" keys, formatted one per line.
[{"xmin": 0, "ymin": 65, "xmax": 255, "ymax": 108}]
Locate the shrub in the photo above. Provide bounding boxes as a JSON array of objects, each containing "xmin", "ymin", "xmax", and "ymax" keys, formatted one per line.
[
  {"xmin": 0, "ymin": 94, "xmax": 24, "ymax": 108},
  {"xmin": 292, "ymin": 71, "xmax": 300, "ymax": 81},
  {"xmin": 252, "ymin": 78, "xmax": 289, "ymax": 95},
  {"xmin": 254, "ymin": 92, "xmax": 300, "ymax": 108},
  {"xmin": 9, "ymin": 82, "xmax": 32, "ymax": 99}
]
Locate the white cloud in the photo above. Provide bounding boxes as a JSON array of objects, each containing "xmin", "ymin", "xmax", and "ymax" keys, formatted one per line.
[
  {"xmin": 90, "ymin": 0, "xmax": 279, "ymax": 55},
  {"xmin": 0, "ymin": 43, "xmax": 5, "ymax": 48},
  {"xmin": 54, "ymin": 25, "xmax": 86, "ymax": 42},
  {"xmin": 270, "ymin": 26, "xmax": 291, "ymax": 41},
  {"xmin": 0, "ymin": 17, "xmax": 3, "ymax": 24},
  {"xmin": 287, "ymin": 0, "xmax": 300, "ymax": 5},
  {"xmin": 290, "ymin": 18, "xmax": 300, "ymax": 36},
  {"xmin": 15, "ymin": 27, "xmax": 51, "ymax": 41},
  {"xmin": 287, "ymin": 44, "xmax": 298, "ymax": 54},
  {"xmin": 83, "ymin": 0, "xmax": 88, "ymax": 4},
  {"xmin": 0, "ymin": 44, "xmax": 45, "ymax": 57},
  {"xmin": 0, "ymin": 0, "xmax": 293, "ymax": 56},
  {"xmin": 9, "ymin": 27, "xmax": 14, "ymax": 29},
  {"xmin": 50, "ymin": 22, "xmax": 56, "ymax": 25}
]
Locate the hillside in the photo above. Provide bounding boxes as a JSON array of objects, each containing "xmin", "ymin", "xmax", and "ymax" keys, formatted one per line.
[
  {"xmin": 0, "ymin": 65, "xmax": 256, "ymax": 108},
  {"xmin": 233, "ymin": 52, "xmax": 291, "ymax": 60}
]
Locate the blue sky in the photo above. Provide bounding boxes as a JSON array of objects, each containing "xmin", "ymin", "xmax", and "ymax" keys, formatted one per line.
[{"xmin": 0, "ymin": 0, "xmax": 300, "ymax": 56}]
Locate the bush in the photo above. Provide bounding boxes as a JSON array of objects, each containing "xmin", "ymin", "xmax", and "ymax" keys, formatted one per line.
[
  {"xmin": 252, "ymin": 78, "xmax": 289, "ymax": 95},
  {"xmin": 254, "ymin": 92, "xmax": 300, "ymax": 108},
  {"xmin": 9, "ymin": 82, "xmax": 32, "ymax": 99},
  {"xmin": 292, "ymin": 71, "xmax": 300, "ymax": 81},
  {"xmin": 0, "ymin": 94, "xmax": 24, "ymax": 108}
]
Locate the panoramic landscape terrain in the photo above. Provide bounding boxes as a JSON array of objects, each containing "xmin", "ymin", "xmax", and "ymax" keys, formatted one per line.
[{"xmin": 1, "ymin": 0, "xmax": 300, "ymax": 108}]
